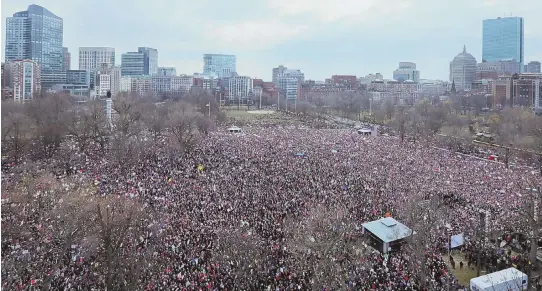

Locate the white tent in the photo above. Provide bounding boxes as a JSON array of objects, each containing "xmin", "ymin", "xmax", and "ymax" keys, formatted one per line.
[
  {"xmin": 227, "ymin": 126, "xmax": 241, "ymax": 133},
  {"xmin": 361, "ymin": 217, "xmax": 412, "ymax": 253},
  {"xmin": 357, "ymin": 128, "xmax": 372, "ymax": 136}
]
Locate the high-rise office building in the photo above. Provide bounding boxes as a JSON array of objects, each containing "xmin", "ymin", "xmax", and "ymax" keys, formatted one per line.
[
  {"xmin": 62, "ymin": 47, "xmax": 71, "ymax": 71},
  {"xmin": 393, "ymin": 62, "xmax": 420, "ymax": 82},
  {"xmin": 79, "ymin": 47, "xmax": 115, "ymax": 88},
  {"xmin": 476, "ymin": 59, "xmax": 521, "ymax": 80},
  {"xmin": 449, "ymin": 45, "xmax": 477, "ymax": 91},
  {"xmin": 78, "ymin": 47, "xmax": 116, "ymax": 71},
  {"xmin": 96, "ymin": 65, "xmax": 121, "ymax": 97},
  {"xmin": 272, "ymin": 65, "xmax": 305, "ymax": 84},
  {"xmin": 482, "ymin": 17, "xmax": 524, "ymax": 71},
  {"xmin": 277, "ymin": 77, "xmax": 300, "ymax": 100},
  {"xmin": 121, "ymin": 52, "xmax": 145, "ymax": 76},
  {"xmin": 138, "ymin": 47, "xmax": 158, "ymax": 75},
  {"xmin": 119, "ymin": 76, "xmax": 153, "ymax": 96},
  {"xmin": 203, "ymin": 54, "xmax": 236, "ymax": 78},
  {"xmin": 5, "ymin": 5, "xmax": 63, "ymax": 89},
  {"xmin": 4, "ymin": 60, "xmax": 41, "ymax": 102},
  {"xmin": 524, "ymin": 61, "xmax": 541, "ymax": 73},
  {"xmin": 228, "ymin": 76, "xmax": 253, "ymax": 101},
  {"xmin": 272, "ymin": 65, "xmax": 288, "ymax": 84},
  {"xmin": 66, "ymin": 70, "xmax": 90, "ymax": 86},
  {"xmin": 279, "ymin": 69, "xmax": 304, "ymax": 83},
  {"xmin": 156, "ymin": 67, "xmax": 176, "ymax": 76}
]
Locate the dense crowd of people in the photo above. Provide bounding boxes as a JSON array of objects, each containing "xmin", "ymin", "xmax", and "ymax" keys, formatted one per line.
[{"xmin": 2, "ymin": 121, "xmax": 541, "ymax": 290}]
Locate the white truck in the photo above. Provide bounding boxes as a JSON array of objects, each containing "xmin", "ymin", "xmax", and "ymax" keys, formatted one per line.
[{"xmin": 470, "ymin": 268, "xmax": 528, "ymax": 291}]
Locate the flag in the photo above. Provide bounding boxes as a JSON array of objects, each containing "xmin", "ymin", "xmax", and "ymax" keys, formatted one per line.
[{"xmin": 205, "ymin": 103, "xmax": 210, "ymax": 107}]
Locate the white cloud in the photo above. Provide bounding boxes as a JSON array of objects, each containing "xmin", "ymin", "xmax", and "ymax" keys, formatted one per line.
[{"xmin": 207, "ymin": 20, "xmax": 308, "ymax": 51}]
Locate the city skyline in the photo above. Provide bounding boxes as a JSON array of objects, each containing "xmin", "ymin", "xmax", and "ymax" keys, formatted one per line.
[{"xmin": 2, "ymin": 0, "xmax": 542, "ymax": 81}]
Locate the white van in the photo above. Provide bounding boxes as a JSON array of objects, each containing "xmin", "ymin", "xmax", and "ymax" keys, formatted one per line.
[{"xmin": 470, "ymin": 268, "xmax": 528, "ymax": 291}]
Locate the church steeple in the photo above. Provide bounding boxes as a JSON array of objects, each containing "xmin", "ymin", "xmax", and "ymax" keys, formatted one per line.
[
  {"xmin": 463, "ymin": 45, "xmax": 466, "ymax": 53},
  {"xmin": 451, "ymin": 78, "xmax": 457, "ymax": 94}
]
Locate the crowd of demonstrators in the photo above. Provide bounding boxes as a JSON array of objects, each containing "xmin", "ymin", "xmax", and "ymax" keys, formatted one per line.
[
  {"xmin": 462, "ymin": 233, "xmax": 535, "ymax": 275},
  {"xmin": 2, "ymin": 123, "xmax": 540, "ymax": 290}
]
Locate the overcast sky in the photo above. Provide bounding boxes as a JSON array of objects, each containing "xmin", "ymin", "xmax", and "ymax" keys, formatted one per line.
[{"xmin": 2, "ymin": 0, "xmax": 541, "ymax": 81}]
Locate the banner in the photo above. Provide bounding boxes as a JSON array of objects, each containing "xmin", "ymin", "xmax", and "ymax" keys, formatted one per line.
[{"xmin": 450, "ymin": 233, "xmax": 464, "ymax": 249}]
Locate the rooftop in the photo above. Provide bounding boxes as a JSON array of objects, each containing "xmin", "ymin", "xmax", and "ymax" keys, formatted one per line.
[
  {"xmin": 470, "ymin": 268, "xmax": 526, "ymax": 288},
  {"xmin": 362, "ymin": 217, "xmax": 412, "ymax": 243}
]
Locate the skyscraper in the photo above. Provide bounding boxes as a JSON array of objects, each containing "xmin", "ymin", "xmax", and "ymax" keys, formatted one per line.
[
  {"xmin": 482, "ymin": 17, "xmax": 524, "ymax": 71},
  {"xmin": 4, "ymin": 60, "xmax": 41, "ymax": 102},
  {"xmin": 121, "ymin": 52, "xmax": 145, "ymax": 76},
  {"xmin": 138, "ymin": 47, "xmax": 158, "ymax": 75},
  {"xmin": 272, "ymin": 65, "xmax": 305, "ymax": 85},
  {"xmin": 272, "ymin": 65, "xmax": 287, "ymax": 84},
  {"xmin": 228, "ymin": 76, "xmax": 253, "ymax": 101},
  {"xmin": 5, "ymin": 5, "xmax": 63, "ymax": 89},
  {"xmin": 525, "ymin": 61, "xmax": 541, "ymax": 73},
  {"xmin": 156, "ymin": 67, "xmax": 177, "ymax": 76},
  {"xmin": 79, "ymin": 47, "xmax": 116, "ymax": 89},
  {"xmin": 62, "ymin": 47, "xmax": 71, "ymax": 71},
  {"xmin": 449, "ymin": 45, "xmax": 477, "ymax": 91},
  {"xmin": 78, "ymin": 47, "xmax": 116, "ymax": 71},
  {"xmin": 96, "ymin": 65, "xmax": 121, "ymax": 97},
  {"xmin": 203, "ymin": 54, "xmax": 236, "ymax": 78},
  {"xmin": 393, "ymin": 62, "xmax": 420, "ymax": 82}
]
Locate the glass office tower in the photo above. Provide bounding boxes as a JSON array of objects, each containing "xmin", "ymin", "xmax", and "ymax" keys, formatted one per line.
[
  {"xmin": 482, "ymin": 17, "xmax": 524, "ymax": 72},
  {"xmin": 138, "ymin": 47, "xmax": 158, "ymax": 75},
  {"xmin": 5, "ymin": 5, "xmax": 64, "ymax": 87},
  {"xmin": 121, "ymin": 52, "xmax": 145, "ymax": 76},
  {"xmin": 203, "ymin": 54, "xmax": 236, "ymax": 78}
]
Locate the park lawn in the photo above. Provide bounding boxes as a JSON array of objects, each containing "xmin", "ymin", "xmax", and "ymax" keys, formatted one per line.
[
  {"xmin": 223, "ymin": 109, "xmax": 301, "ymax": 125},
  {"xmin": 224, "ymin": 109, "xmax": 257, "ymax": 118},
  {"xmin": 444, "ymin": 252, "xmax": 480, "ymax": 286}
]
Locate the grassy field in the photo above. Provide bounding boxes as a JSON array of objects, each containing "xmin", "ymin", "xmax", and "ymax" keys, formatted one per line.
[
  {"xmin": 222, "ymin": 108, "xmax": 304, "ymax": 125},
  {"xmin": 223, "ymin": 109, "xmax": 262, "ymax": 118}
]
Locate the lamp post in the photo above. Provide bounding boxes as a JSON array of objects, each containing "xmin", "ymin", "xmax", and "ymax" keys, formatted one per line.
[
  {"xmin": 277, "ymin": 90, "xmax": 280, "ymax": 111},
  {"xmin": 260, "ymin": 88, "xmax": 263, "ymax": 110},
  {"xmin": 248, "ymin": 90, "xmax": 254, "ymax": 110}
]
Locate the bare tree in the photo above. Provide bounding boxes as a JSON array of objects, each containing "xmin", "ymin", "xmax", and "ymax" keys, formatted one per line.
[
  {"xmin": 531, "ymin": 117, "xmax": 542, "ymax": 175},
  {"xmin": 95, "ymin": 196, "xmax": 149, "ymax": 290},
  {"xmin": 408, "ymin": 99, "xmax": 448, "ymax": 144},
  {"xmin": 112, "ymin": 94, "xmax": 144, "ymax": 137},
  {"xmin": 392, "ymin": 106, "xmax": 408, "ymax": 142},
  {"xmin": 142, "ymin": 102, "xmax": 169, "ymax": 141},
  {"xmin": 334, "ymin": 91, "xmax": 362, "ymax": 118},
  {"xmin": 1, "ymin": 174, "xmax": 97, "ymax": 291},
  {"xmin": 381, "ymin": 98, "xmax": 395, "ymax": 120},
  {"xmin": 283, "ymin": 203, "xmax": 368, "ymax": 290},
  {"xmin": 167, "ymin": 102, "xmax": 203, "ymax": 152},
  {"xmin": 108, "ymin": 133, "xmax": 146, "ymax": 177},
  {"xmin": 401, "ymin": 194, "xmax": 449, "ymax": 290},
  {"xmin": 86, "ymin": 100, "xmax": 111, "ymax": 149},
  {"xmin": 66, "ymin": 101, "xmax": 110, "ymax": 153},
  {"xmin": 195, "ymin": 115, "xmax": 213, "ymax": 135},
  {"xmin": 213, "ymin": 228, "xmax": 272, "ymax": 289},
  {"xmin": 1, "ymin": 101, "xmax": 33, "ymax": 162},
  {"xmin": 515, "ymin": 182, "xmax": 542, "ymax": 285},
  {"xmin": 25, "ymin": 94, "xmax": 72, "ymax": 160}
]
